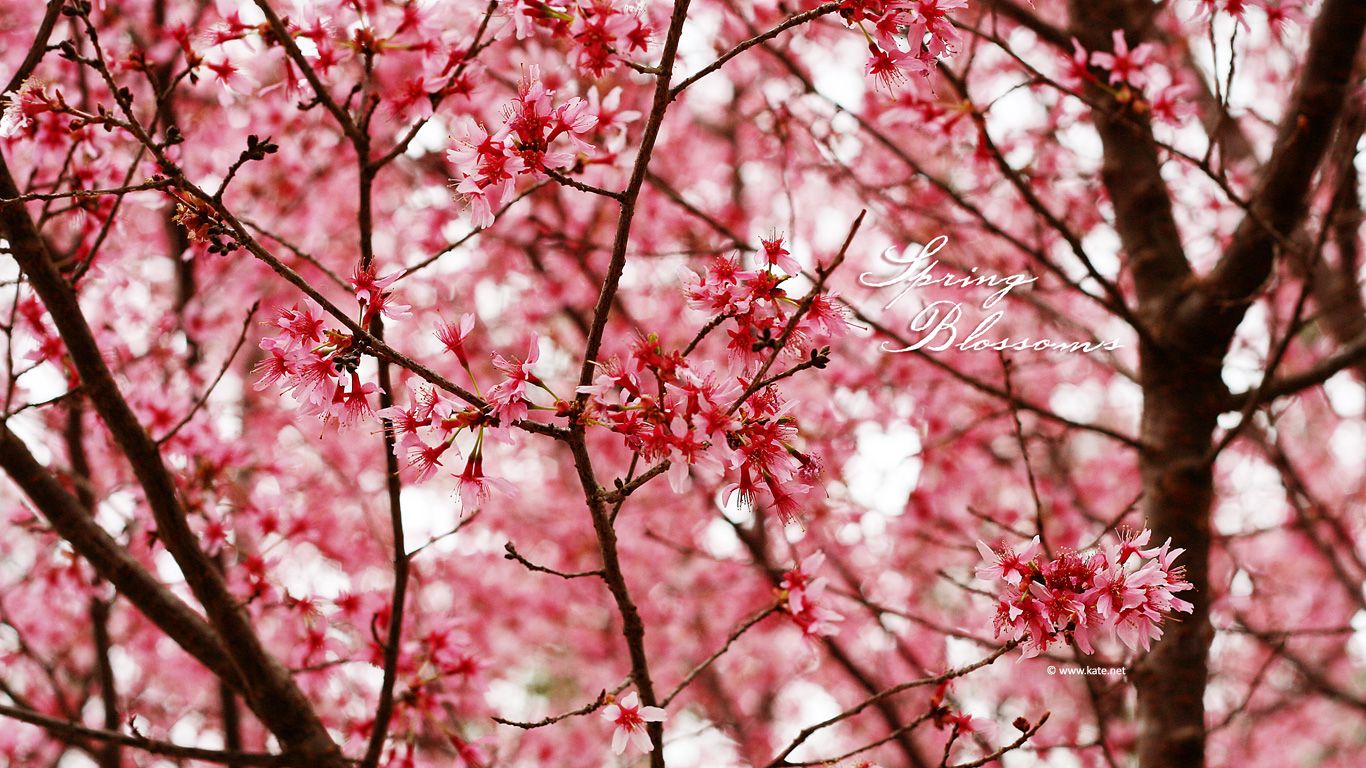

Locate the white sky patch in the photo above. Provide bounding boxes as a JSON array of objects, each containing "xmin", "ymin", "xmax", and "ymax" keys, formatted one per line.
[
  {"xmin": 399, "ymin": 484, "xmax": 461, "ymax": 549},
  {"xmin": 945, "ymin": 635, "xmax": 980, "ymax": 669},
  {"xmin": 808, "ymin": 37, "xmax": 866, "ymax": 113},
  {"xmin": 701, "ymin": 516, "xmax": 742, "ymax": 559},
  {"xmin": 1078, "ymin": 227, "xmax": 1121, "ymax": 282},
  {"xmin": 662, "ymin": 710, "xmax": 744, "ymax": 767},
  {"xmin": 772, "ymin": 680, "xmax": 844, "ymax": 763},
  {"xmin": 1324, "ymin": 371, "xmax": 1366, "ymax": 418},
  {"xmin": 1222, "ymin": 303, "xmax": 1270, "ymax": 394},
  {"xmin": 406, "ymin": 117, "xmax": 449, "ymax": 159},
  {"xmin": 1049, "ymin": 381, "xmax": 1103, "ymax": 424},
  {"xmin": 844, "ymin": 421, "xmax": 921, "ymax": 515},
  {"xmin": 1213, "ymin": 453, "xmax": 1287, "ymax": 535},
  {"xmin": 229, "ymin": 0, "xmax": 266, "ymax": 25},
  {"xmin": 268, "ymin": 542, "xmax": 352, "ymax": 598},
  {"xmin": 1329, "ymin": 421, "xmax": 1366, "ymax": 473},
  {"xmin": 1349, "ymin": 609, "xmax": 1366, "ymax": 664}
]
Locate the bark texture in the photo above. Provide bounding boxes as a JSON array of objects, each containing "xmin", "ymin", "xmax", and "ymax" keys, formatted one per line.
[{"xmin": 1065, "ymin": 2, "xmax": 1366, "ymax": 766}]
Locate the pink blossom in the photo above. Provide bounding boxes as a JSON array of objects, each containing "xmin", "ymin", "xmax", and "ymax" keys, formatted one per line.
[
  {"xmin": 0, "ymin": 79, "xmax": 51, "ymax": 138},
  {"xmin": 601, "ymin": 691, "xmax": 665, "ymax": 754},
  {"xmin": 1090, "ymin": 30, "xmax": 1155, "ymax": 88}
]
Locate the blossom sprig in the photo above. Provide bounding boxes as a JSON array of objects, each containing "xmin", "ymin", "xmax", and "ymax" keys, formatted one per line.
[
  {"xmin": 601, "ymin": 691, "xmax": 666, "ymax": 754},
  {"xmin": 369, "ymin": 318, "xmax": 549, "ymax": 507},
  {"xmin": 686, "ymin": 238, "xmax": 852, "ymax": 369},
  {"xmin": 0, "ymin": 78, "xmax": 58, "ymax": 138},
  {"xmin": 837, "ymin": 0, "xmax": 968, "ymax": 93},
  {"xmin": 1060, "ymin": 32, "xmax": 1194, "ymax": 126},
  {"xmin": 350, "ymin": 263, "xmax": 410, "ymax": 325},
  {"xmin": 977, "ymin": 529, "xmax": 1194, "ymax": 658},
  {"xmin": 448, "ymin": 66, "xmax": 600, "ymax": 228},
  {"xmin": 577, "ymin": 335, "xmax": 827, "ymax": 523},
  {"xmin": 252, "ymin": 302, "xmax": 383, "ymax": 428},
  {"xmin": 507, "ymin": 0, "xmax": 653, "ymax": 77},
  {"xmin": 573, "ymin": 235, "xmax": 851, "ymax": 524}
]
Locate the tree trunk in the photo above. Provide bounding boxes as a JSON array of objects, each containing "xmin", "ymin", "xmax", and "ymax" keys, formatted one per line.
[{"xmin": 1133, "ymin": 346, "xmax": 1220, "ymax": 767}]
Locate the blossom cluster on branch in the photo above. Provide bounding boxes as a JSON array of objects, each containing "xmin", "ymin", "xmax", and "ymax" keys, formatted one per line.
[{"xmin": 978, "ymin": 529, "xmax": 1195, "ymax": 658}]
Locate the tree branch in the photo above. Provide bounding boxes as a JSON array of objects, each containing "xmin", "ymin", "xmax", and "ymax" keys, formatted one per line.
[{"xmin": 1188, "ymin": 0, "xmax": 1366, "ymax": 337}]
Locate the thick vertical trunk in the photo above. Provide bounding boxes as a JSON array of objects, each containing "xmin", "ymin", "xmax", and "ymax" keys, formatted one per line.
[
  {"xmin": 1061, "ymin": 1, "xmax": 1363, "ymax": 764},
  {"xmin": 1132, "ymin": 347, "xmax": 1220, "ymax": 767}
]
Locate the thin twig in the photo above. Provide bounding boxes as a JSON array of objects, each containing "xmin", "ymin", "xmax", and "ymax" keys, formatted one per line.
[{"xmin": 158, "ymin": 302, "xmax": 259, "ymax": 444}]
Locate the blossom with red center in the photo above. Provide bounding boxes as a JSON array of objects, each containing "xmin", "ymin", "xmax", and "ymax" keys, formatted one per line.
[
  {"xmin": 383, "ymin": 75, "xmax": 438, "ymax": 123},
  {"xmin": 1147, "ymin": 83, "xmax": 1196, "ymax": 126},
  {"xmin": 865, "ymin": 46, "xmax": 920, "ymax": 93},
  {"xmin": 405, "ymin": 439, "xmax": 453, "ymax": 483},
  {"xmin": 1261, "ymin": 2, "xmax": 1307, "ymax": 40},
  {"xmin": 448, "ymin": 68, "xmax": 599, "ymax": 228},
  {"xmin": 906, "ymin": 0, "xmax": 968, "ymax": 58},
  {"xmin": 448, "ymin": 121, "xmax": 525, "ymax": 229},
  {"xmin": 435, "ymin": 313, "xmax": 477, "ymax": 368},
  {"xmin": 350, "ymin": 264, "xmax": 408, "ymax": 324},
  {"xmin": 455, "ymin": 448, "xmax": 515, "ymax": 510},
  {"xmin": 601, "ymin": 691, "xmax": 666, "ymax": 754},
  {"xmin": 504, "ymin": 66, "xmax": 598, "ymax": 172},
  {"xmin": 200, "ymin": 44, "xmax": 258, "ymax": 95},
  {"xmin": 780, "ymin": 551, "xmax": 844, "ymax": 638},
  {"xmin": 571, "ymin": 2, "xmax": 640, "ymax": 77},
  {"xmin": 1060, "ymin": 38, "xmax": 1095, "ymax": 88},
  {"xmin": 760, "ymin": 234, "xmax": 801, "ymax": 275},
  {"xmin": 327, "ymin": 372, "xmax": 380, "ymax": 427},
  {"xmin": 487, "ymin": 334, "xmax": 543, "ymax": 425},
  {"xmin": 975, "ymin": 535, "xmax": 1041, "ymax": 585}
]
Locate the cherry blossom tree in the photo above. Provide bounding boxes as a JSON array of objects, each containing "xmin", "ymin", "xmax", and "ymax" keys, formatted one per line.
[{"xmin": 0, "ymin": 0, "xmax": 1362, "ymax": 767}]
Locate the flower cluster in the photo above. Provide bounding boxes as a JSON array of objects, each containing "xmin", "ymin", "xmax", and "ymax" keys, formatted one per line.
[
  {"xmin": 601, "ymin": 691, "xmax": 666, "ymax": 755},
  {"xmin": 977, "ymin": 529, "xmax": 1194, "ymax": 658},
  {"xmin": 448, "ymin": 66, "xmax": 599, "ymax": 228},
  {"xmin": 578, "ymin": 335, "xmax": 822, "ymax": 523},
  {"xmin": 350, "ymin": 263, "xmax": 410, "ymax": 325},
  {"xmin": 0, "ymin": 79, "xmax": 55, "ymax": 138},
  {"xmin": 779, "ymin": 551, "xmax": 844, "ymax": 639},
  {"xmin": 372, "ymin": 315, "xmax": 535, "ymax": 509},
  {"xmin": 836, "ymin": 0, "xmax": 967, "ymax": 92},
  {"xmin": 1190, "ymin": 0, "xmax": 1308, "ymax": 34},
  {"xmin": 507, "ymin": 0, "xmax": 653, "ymax": 77},
  {"xmin": 685, "ymin": 242, "xmax": 851, "ymax": 368},
  {"xmin": 1063, "ymin": 32, "xmax": 1195, "ymax": 126},
  {"xmin": 253, "ymin": 302, "xmax": 381, "ymax": 428},
  {"xmin": 575, "ymin": 236, "xmax": 852, "ymax": 523}
]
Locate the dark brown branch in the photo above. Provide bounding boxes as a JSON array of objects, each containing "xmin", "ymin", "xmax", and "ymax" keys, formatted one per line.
[
  {"xmin": 252, "ymin": 0, "xmax": 365, "ymax": 147},
  {"xmin": 503, "ymin": 541, "xmax": 605, "ymax": 580},
  {"xmin": 0, "ymin": 704, "xmax": 295, "ymax": 767},
  {"xmin": 3, "ymin": 0, "xmax": 63, "ymax": 94},
  {"xmin": 668, "ymin": 3, "xmax": 840, "ymax": 100},
  {"xmin": 1, "ymin": 148, "xmax": 344, "ymax": 762},
  {"xmin": 1189, "ymin": 0, "xmax": 1366, "ymax": 338},
  {"xmin": 561, "ymin": 2, "xmax": 696, "ymax": 764},
  {"xmin": 0, "ymin": 423, "xmax": 245, "ymax": 692}
]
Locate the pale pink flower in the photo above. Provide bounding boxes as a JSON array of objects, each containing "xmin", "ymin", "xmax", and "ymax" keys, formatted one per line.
[
  {"xmin": 601, "ymin": 691, "xmax": 665, "ymax": 754},
  {"xmin": 0, "ymin": 79, "xmax": 51, "ymax": 138},
  {"xmin": 1090, "ymin": 30, "xmax": 1155, "ymax": 88},
  {"xmin": 975, "ymin": 535, "xmax": 1041, "ymax": 585}
]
